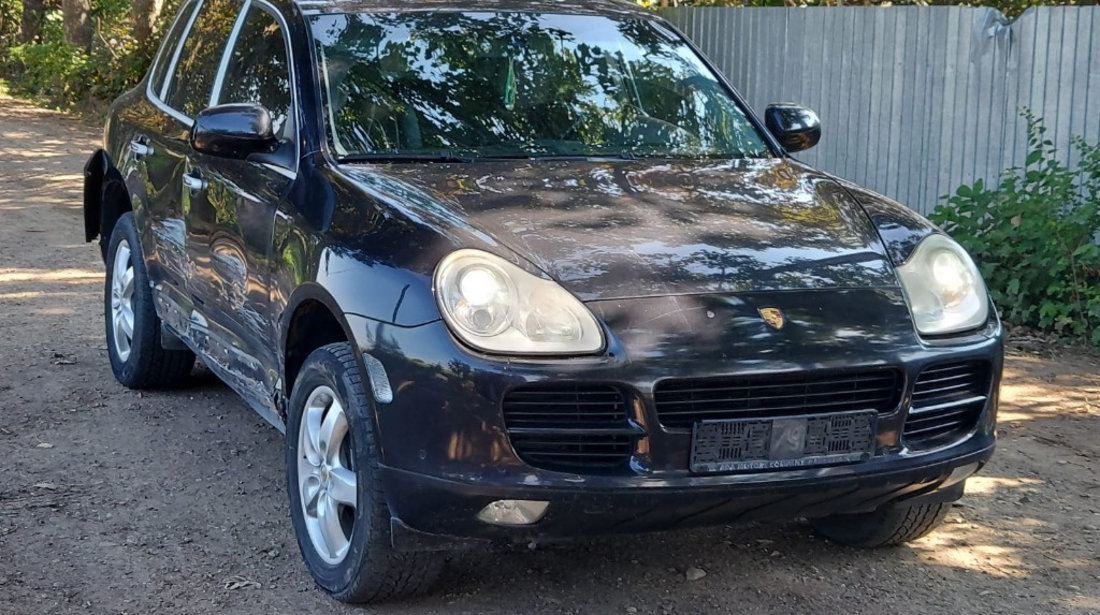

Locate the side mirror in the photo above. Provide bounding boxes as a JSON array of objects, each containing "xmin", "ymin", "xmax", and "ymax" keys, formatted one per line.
[
  {"xmin": 764, "ymin": 103, "xmax": 821, "ymax": 153},
  {"xmin": 190, "ymin": 103, "xmax": 278, "ymax": 158}
]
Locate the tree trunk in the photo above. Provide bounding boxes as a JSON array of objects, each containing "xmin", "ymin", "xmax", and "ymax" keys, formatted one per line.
[
  {"xmin": 21, "ymin": 0, "xmax": 47, "ymax": 44},
  {"xmin": 61, "ymin": 0, "xmax": 92, "ymax": 51},
  {"xmin": 131, "ymin": 0, "xmax": 164, "ymax": 45}
]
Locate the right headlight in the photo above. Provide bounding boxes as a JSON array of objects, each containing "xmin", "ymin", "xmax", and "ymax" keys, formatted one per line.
[
  {"xmin": 433, "ymin": 249, "xmax": 605, "ymax": 355},
  {"xmin": 895, "ymin": 234, "xmax": 989, "ymax": 336}
]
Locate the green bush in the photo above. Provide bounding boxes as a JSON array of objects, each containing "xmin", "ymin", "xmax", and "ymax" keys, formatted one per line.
[
  {"xmin": 0, "ymin": 0, "xmax": 20, "ymax": 64},
  {"xmin": 3, "ymin": 0, "xmax": 159, "ymax": 109},
  {"xmin": 930, "ymin": 110, "xmax": 1100, "ymax": 345},
  {"xmin": 8, "ymin": 13, "xmax": 89, "ymax": 101}
]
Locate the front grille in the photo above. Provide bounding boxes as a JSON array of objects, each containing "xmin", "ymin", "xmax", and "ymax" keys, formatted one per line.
[
  {"xmin": 502, "ymin": 384, "xmax": 640, "ymax": 473},
  {"xmin": 654, "ymin": 369, "xmax": 902, "ymax": 429},
  {"xmin": 904, "ymin": 361, "xmax": 990, "ymax": 449}
]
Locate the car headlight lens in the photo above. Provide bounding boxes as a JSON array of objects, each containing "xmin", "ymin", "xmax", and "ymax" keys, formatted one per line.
[
  {"xmin": 434, "ymin": 249, "xmax": 604, "ymax": 354},
  {"xmin": 896, "ymin": 234, "xmax": 989, "ymax": 335}
]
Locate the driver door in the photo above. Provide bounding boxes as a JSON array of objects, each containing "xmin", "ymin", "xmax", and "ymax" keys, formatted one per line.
[{"xmin": 183, "ymin": 2, "xmax": 297, "ymax": 415}]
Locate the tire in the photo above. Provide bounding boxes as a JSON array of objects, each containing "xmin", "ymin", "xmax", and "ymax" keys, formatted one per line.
[
  {"xmin": 811, "ymin": 502, "xmax": 950, "ymax": 548},
  {"xmin": 104, "ymin": 212, "xmax": 195, "ymax": 388},
  {"xmin": 286, "ymin": 342, "xmax": 443, "ymax": 603}
]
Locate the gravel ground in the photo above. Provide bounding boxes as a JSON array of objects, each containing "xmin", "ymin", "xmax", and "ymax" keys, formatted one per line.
[{"xmin": 1, "ymin": 95, "xmax": 1098, "ymax": 615}]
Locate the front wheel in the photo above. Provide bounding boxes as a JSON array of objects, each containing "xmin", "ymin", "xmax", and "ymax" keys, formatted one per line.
[
  {"xmin": 286, "ymin": 342, "xmax": 442, "ymax": 603},
  {"xmin": 811, "ymin": 502, "xmax": 951, "ymax": 548}
]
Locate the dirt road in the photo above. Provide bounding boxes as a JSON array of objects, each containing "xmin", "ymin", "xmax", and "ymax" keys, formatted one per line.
[{"xmin": 0, "ymin": 95, "xmax": 1098, "ymax": 615}]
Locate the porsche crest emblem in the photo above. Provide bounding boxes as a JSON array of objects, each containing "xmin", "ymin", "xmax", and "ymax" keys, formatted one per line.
[{"xmin": 759, "ymin": 307, "xmax": 785, "ymax": 330}]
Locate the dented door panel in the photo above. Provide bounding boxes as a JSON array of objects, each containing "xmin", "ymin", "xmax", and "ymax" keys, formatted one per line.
[{"xmin": 184, "ymin": 152, "xmax": 288, "ymax": 405}]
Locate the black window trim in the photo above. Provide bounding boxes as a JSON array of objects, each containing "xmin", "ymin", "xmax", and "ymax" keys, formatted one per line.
[
  {"xmin": 145, "ymin": 0, "xmax": 300, "ymax": 177},
  {"xmin": 209, "ymin": 0, "xmax": 301, "ymax": 177},
  {"xmin": 146, "ymin": 0, "xmax": 204, "ymax": 125},
  {"xmin": 146, "ymin": 0, "xmax": 198, "ymax": 100},
  {"xmin": 211, "ymin": 0, "xmax": 301, "ymax": 176},
  {"xmin": 208, "ymin": 0, "xmax": 254, "ymax": 108}
]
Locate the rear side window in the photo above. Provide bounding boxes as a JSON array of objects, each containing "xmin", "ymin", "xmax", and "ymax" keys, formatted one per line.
[
  {"xmin": 163, "ymin": 0, "xmax": 241, "ymax": 117},
  {"xmin": 149, "ymin": 0, "xmax": 198, "ymax": 96},
  {"xmin": 216, "ymin": 6, "xmax": 292, "ymax": 137}
]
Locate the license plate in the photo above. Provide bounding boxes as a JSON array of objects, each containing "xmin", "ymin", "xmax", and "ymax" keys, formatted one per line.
[{"xmin": 689, "ymin": 410, "xmax": 877, "ymax": 473}]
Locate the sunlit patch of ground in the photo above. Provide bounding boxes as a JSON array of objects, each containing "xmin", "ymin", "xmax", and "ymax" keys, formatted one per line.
[
  {"xmin": 999, "ymin": 355, "xmax": 1100, "ymax": 427},
  {"xmin": 964, "ymin": 475, "xmax": 1045, "ymax": 495},
  {"xmin": 0, "ymin": 268, "xmax": 103, "ymax": 284}
]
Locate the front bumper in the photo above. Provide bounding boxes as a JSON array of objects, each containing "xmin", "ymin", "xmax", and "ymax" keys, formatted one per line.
[
  {"xmin": 346, "ymin": 288, "xmax": 1003, "ymax": 548},
  {"xmin": 381, "ymin": 440, "xmax": 991, "ymax": 549}
]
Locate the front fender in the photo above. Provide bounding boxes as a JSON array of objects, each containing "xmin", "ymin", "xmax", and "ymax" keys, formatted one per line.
[
  {"xmin": 274, "ymin": 243, "xmax": 442, "ymax": 387},
  {"xmin": 835, "ymin": 179, "xmax": 940, "ymax": 266},
  {"xmin": 280, "ymin": 282, "xmax": 361, "ymax": 348},
  {"xmin": 316, "ymin": 246, "xmax": 441, "ymax": 328}
]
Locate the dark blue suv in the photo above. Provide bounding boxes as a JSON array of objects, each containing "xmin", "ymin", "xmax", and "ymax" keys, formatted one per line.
[{"xmin": 83, "ymin": 0, "xmax": 1002, "ymax": 602}]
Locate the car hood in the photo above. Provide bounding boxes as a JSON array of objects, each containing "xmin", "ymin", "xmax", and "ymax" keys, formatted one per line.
[{"xmin": 341, "ymin": 158, "xmax": 898, "ymax": 302}]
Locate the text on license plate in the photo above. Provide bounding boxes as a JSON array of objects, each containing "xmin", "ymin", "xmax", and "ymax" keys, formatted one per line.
[{"xmin": 689, "ymin": 410, "xmax": 877, "ymax": 473}]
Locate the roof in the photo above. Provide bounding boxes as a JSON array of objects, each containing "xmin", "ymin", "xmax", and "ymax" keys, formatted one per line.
[{"xmin": 294, "ymin": 0, "xmax": 651, "ymax": 17}]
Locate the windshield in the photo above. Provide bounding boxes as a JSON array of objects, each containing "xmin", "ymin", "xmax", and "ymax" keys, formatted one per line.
[{"xmin": 310, "ymin": 12, "xmax": 771, "ymax": 161}]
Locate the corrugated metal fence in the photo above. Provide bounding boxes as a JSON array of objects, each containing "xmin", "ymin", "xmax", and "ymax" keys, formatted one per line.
[{"xmin": 661, "ymin": 6, "xmax": 1100, "ymax": 215}]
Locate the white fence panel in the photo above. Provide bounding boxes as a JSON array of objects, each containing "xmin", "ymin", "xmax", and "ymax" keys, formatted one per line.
[{"xmin": 661, "ymin": 6, "xmax": 1100, "ymax": 214}]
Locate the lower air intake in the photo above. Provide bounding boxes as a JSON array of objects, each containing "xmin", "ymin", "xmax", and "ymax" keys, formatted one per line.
[
  {"xmin": 905, "ymin": 361, "xmax": 991, "ymax": 449},
  {"xmin": 502, "ymin": 384, "xmax": 640, "ymax": 474}
]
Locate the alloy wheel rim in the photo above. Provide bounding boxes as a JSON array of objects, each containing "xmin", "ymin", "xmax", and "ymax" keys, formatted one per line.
[
  {"xmin": 110, "ymin": 240, "xmax": 136, "ymax": 362},
  {"xmin": 297, "ymin": 385, "xmax": 357, "ymax": 565}
]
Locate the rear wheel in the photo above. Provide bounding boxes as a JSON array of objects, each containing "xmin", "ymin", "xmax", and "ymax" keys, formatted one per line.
[
  {"xmin": 811, "ymin": 502, "xmax": 950, "ymax": 547},
  {"xmin": 286, "ymin": 342, "xmax": 443, "ymax": 603},
  {"xmin": 104, "ymin": 213, "xmax": 194, "ymax": 388}
]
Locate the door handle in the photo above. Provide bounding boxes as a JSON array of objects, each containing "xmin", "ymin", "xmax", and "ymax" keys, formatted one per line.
[
  {"xmin": 182, "ymin": 172, "xmax": 207, "ymax": 193},
  {"xmin": 130, "ymin": 139, "xmax": 153, "ymax": 160}
]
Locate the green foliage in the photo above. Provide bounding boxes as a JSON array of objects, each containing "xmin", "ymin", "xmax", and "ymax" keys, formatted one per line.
[
  {"xmin": 2, "ymin": 0, "xmax": 159, "ymax": 108},
  {"xmin": 0, "ymin": 0, "xmax": 22, "ymax": 63},
  {"xmin": 930, "ymin": 111, "xmax": 1100, "ymax": 345},
  {"xmin": 7, "ymin": 12, "xmax": 86, "ymax": 100}
]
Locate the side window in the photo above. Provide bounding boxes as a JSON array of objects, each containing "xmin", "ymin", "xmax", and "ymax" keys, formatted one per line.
[
  {"xmin": 149, "ymin": 0, "xmax": 198, "ymax": 97},
  {"xmin": 164, "ymin": 0, "xmax": 241, "ymax": 117},
  {"xmin": 216, "ymin": 6, "xmax": 292, "ymax": 137}
]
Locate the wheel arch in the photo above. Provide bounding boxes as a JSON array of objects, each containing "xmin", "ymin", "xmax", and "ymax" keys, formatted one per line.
[
  {"xmin": 84, "ymin": 149, "xmax": 133, "ymax": 260},
  {"xmin": 281, "ymin": 283, "xmax": 362, "ymax": 400}
]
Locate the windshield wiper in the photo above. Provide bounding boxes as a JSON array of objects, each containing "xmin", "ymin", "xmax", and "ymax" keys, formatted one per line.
[
  {"xmin": 337, "ymin": 151, "xmax": 479, "ymax": 164},
  {"xmin": 583, "ymin": 149, "xmax": 638, "ymax": 160}
]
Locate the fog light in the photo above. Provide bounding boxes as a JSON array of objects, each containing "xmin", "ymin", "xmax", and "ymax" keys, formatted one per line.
[{"xmin": 476, "ymin": 499, "xmax": 549, "ymax": 526}]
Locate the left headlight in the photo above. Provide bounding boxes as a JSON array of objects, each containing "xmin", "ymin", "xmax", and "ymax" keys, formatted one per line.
[
  {"xmin": 433, "ymin": 249, "xmax": 605, "ymax": 355},
  {"xmin": 896, "ymin": 234, "xmax": 989, "ymax": 336}
]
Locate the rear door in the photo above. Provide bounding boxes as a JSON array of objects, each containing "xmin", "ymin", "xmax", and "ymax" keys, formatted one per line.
[
  {"xmin": 125, "ymin": 0, "xmax": 198, "ymax": 287},
  {"xmin": 182, "ymin": 1, "xmax": 297, "ymax": 412},
  {"xmin": 149, "ymin": 0, "xmax": 242, "ymax": 289}
]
